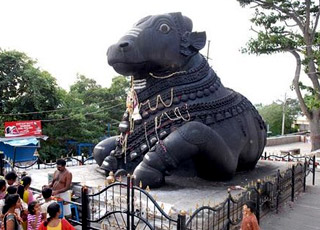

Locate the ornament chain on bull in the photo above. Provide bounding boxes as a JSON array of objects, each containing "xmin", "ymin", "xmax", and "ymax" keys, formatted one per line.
[
  {"xmin": 118, "ymin": 76, "xmax": 191, "ymax": 164},
  {"xmin": 118, "ymin": 76, "xmax": 142, "ymax": 162}
]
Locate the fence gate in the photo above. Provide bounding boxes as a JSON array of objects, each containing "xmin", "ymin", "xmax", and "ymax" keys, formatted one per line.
[{"xmin": 82, "ymin": 175, "xmax": 179, "ymax": 230}]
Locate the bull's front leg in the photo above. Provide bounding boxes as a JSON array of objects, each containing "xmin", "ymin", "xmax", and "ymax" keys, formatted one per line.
[
  {"xmin": 93, "ymin": 136, "xmax": 118, "ymax": 166},
  {"xmin": 133, "ymin": 121, "xmax": 238, "ymax": 188}
]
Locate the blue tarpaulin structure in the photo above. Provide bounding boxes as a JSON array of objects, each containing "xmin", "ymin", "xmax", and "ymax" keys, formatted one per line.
[{"xmin": 0, "ymin": 136, "xmax": 48, "ymax": 162}]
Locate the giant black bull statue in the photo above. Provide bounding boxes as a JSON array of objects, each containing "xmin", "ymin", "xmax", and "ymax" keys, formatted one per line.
[{"xmin": 93, "ymin": 12, "xmax": 267, "ymax": 188}]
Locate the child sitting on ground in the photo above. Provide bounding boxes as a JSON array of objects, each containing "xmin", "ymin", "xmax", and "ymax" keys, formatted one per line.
[
  {"xmin": 40, "ymin": 187, "xmax": 55, "ymax": 221},
  {"xmin": 27, "ymin": 201, "xmax": 42, "ymax": 230}
]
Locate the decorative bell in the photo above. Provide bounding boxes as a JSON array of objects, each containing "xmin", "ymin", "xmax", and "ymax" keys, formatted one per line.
[
  {"xmin": 118, "ymin": 121, "xmax": 130, "ymax": 133},
  {"xmin": 132, "ymin": 106, "xmax": 142, "ymax": 121}
]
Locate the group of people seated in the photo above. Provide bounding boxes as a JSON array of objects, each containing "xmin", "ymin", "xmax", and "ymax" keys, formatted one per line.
[{"xmin": 0, "ymin": 159, "xmax": 75, "ymax": 230}]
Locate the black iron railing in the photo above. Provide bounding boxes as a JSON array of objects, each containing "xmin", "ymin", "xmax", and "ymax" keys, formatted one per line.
[
  {"xmin": 0, "ymin": 154, "xmax": 95, "ymax": 174},
  {"xmin": 261, "ymin": 151, "xmax": 316, "ymax": 185}
]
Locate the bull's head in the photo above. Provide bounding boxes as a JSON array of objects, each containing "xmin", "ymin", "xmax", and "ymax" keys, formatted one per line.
[{"xmin": 107, "ymin": 12, "xmax": 206, "ymax": 77}]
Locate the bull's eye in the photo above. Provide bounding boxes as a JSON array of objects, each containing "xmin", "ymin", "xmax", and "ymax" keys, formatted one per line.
[{"xmin": 159, "ymin": 23, "xmax": 170, "ymax": 33}]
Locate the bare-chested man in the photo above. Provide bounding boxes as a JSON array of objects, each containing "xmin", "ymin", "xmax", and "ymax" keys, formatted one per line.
[{"xmin": 48, "ymin": 159, "xmax": 72, "ymax": 217}]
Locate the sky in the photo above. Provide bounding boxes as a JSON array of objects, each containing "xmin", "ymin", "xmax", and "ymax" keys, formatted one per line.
[{"xmin": 0, "ymin": 0, "xmax": 303, "ymax": 105}]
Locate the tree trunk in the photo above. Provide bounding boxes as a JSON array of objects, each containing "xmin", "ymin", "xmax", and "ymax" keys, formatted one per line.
[{"xmin": 309, "ymin": 109, "xmax": 320, "ymax": 151}]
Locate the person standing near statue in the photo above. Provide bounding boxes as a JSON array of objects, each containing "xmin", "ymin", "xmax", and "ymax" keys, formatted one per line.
[
  {"xmin": 241, "ymin": 201, "xmax": 260, "ymax": 230},
  {"xmin": 48, "ymin": 159, "xmax": 72, "ymax": 217}
]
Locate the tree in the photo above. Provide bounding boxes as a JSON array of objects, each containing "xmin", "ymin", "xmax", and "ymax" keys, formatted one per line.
[
  {"xmin": 238, "ymin": 0, "xmax": 320, "ymax": 150},
  {"xmin": 41, "ymin": 75, "xmax": 129, "ymax": 159},
  {"xmin": 0, "ymin": 50, "xmax": 62, "ymax": 133},
  {"xmin": 0, "ymin": 49, "xmax": 130, "ymax": 160},
  {"xmin": 256, "ymin": 99, "xmax": 300, "ymax": 135}
]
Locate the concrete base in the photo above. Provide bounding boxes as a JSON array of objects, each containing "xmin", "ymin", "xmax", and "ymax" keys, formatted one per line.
[
  {"xmin": 149, "ymin": 160, "xmax": 290, "ymax": 213},
  {"xmin": 26, "ymin": 160, "xmax": 290, "ymax": 214}
]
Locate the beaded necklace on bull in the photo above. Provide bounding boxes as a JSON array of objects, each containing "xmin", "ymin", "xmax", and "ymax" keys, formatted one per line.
[{"xmin": 119, "ymin": 74, "xmax": 191, "ymax": 162}]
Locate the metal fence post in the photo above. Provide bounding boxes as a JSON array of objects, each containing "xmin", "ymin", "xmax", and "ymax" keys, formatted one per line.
[
  {"xmin": 81, "ymin": 186, "xmax": 90, "ymax": 230},
  {"xmin": 227, "ymin": 188, "xmax": 231, "ymax": 230},
  {"xmin": 127, "ymin": 174, "xmax": 131, "ymax": 230},
  {"xmin": 312, "ymin": 155, "xmax": 316, "ymax": 186},
  {"xmin": 264, "ymin": 151, "xmax": 267, "ymax": 160},
  {"xmin": 37, "ymin": 157, "xmax": 41, "ymax": 170},
  {"xmin": 291, "ymin": 165, "xmax": 295, "ymax": 202},
  {"xmin": 177, "ymin": 210, "xmax": 186, "ymax": 230},
  {"xmin": 276, "ymin": 170, "xmax": 280, "ymax": 214},
  {"xmin": 303, "ymin": 159, "xmax": 307, "ymax": 192},
  {"xmin": 256, "ymin": 179, "xmax": 261, "ymax": 224},
  {"xmin": 81, "ymin": 153, "xmax": 85, "ymax": 165},
  {"xmin": 13, "ymin": 147, "xmax": 16, "ymax": 168}
]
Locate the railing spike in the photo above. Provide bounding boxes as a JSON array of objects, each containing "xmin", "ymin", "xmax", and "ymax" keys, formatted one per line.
[{"xmin": 180, "ymin": 210, "xmax": 187, "ymax": 216}]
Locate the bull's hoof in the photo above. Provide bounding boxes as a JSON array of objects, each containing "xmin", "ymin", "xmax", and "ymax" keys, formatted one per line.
[
  {"xmin": 133, "ymin": 162, "xmax": 164, "ymax": 188},
  {"xmin": 115, "ymin": 169, "xmax": 128, "ymax": 179},
  {"xmin": 100, "ymin": 155, "xmax": 117, "ymax": 173}
]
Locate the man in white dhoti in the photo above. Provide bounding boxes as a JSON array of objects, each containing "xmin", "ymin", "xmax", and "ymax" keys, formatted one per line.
[{"xmin": 48, "ymin": 159, "xmax": 72, "ymax": 217}]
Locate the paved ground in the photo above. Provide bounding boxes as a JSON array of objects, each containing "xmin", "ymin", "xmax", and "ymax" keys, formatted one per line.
[
  {"xmin": 264, "ymin": 141, "xmax": 313, "ymax": 156},
  {"xmin": 261, "ymin": 141, "xmax": 320, "ymax": 230},
  {"xmin": 260, "ymin": 170, "xmax": 320, "ymax": 230}
]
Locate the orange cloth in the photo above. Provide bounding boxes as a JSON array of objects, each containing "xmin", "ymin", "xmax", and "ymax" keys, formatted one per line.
[{"xmin": 241, "ymin": 213, "xmax": 260, "ymax": 230}]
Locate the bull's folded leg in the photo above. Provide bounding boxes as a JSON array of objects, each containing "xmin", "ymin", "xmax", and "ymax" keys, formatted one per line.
[
  {"xmin": 93, "ymin": 136, "xmax": 118, "ymax": 166},
  {"xmin": 133, "ymin": 121, "xmax": 238, "ymax": 188},
  {"xmin": 133, "ymin": 129, "xmax": 197, "ymax": 188}
]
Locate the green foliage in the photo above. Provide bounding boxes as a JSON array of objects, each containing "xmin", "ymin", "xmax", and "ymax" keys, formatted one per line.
[
  {"xmin": 257, "ymin": 99, "xmax": 300, "ymax": 135},
  {"xmin": 238, "ymin": 0, "xmax": 320, "ymax": 110},
  {"xmin": 0, "ymin": 50, "xmax": 62, "ymax": 130},
  {"xmin": 239, "ymin": 3, "xmax": 306, "ymax": 55},
  {"xmin": 0, "ymin": 49, "xmax": 129, "ymax": 160},
  {"xmin": 298, "ymin": 81, "xmax": 320, "ymax": 109},
  {"xmin": 41, "ymin": 75, "xmax": 129, "ymax": 160}
]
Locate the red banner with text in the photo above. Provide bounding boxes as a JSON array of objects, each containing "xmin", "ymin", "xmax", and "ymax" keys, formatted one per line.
[{"xmin": 4, "ymin": 120, "xmax": 42, "ymax": 137}]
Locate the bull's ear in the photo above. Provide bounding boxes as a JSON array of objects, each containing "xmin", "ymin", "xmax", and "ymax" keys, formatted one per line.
[
  {"xmin": 189, "ymin": 32, "xmax": 206, "ymax": 51},
  {"xmin": 181, "ymin": 31, "xmax": 206, "ymax": 56}
]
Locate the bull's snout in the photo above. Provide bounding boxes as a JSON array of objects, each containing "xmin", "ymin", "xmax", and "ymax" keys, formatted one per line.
[
  {"xmin": 107, "ymin": 40, "xmax": 132, "ymax": 59},
  {"xmin": 107, "ymin": 38, "xmax": 144, "ymax": 76}
]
